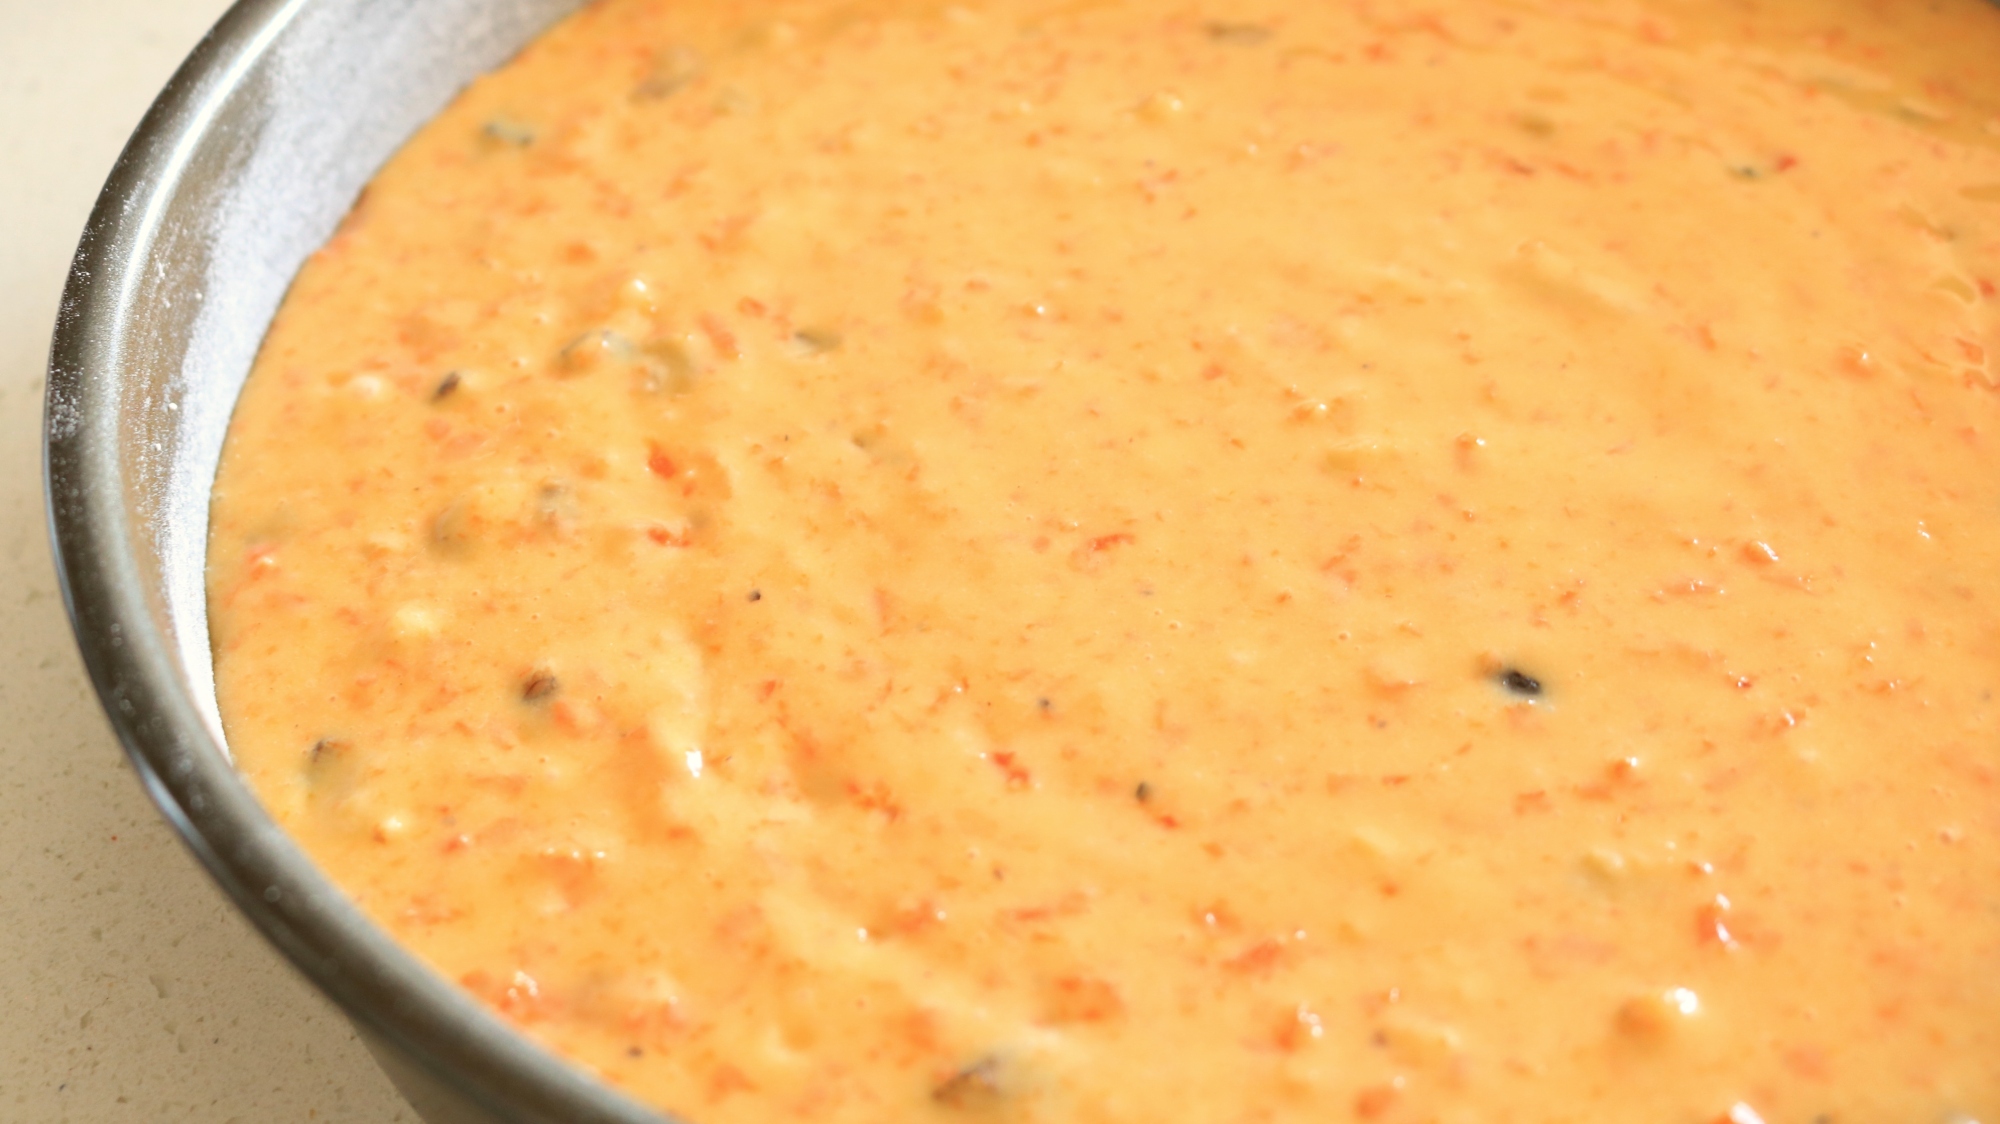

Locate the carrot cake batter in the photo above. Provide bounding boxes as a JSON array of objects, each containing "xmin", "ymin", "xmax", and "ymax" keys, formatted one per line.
[{"xmin": 208, "ymin": 0, "xmax": 2000, "ymax": 1120}]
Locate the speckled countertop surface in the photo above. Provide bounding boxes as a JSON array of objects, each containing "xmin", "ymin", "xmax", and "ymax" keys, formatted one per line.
[{"xmin": 0, "ymin": 2, "xmax": 413, "ymax": 1120}]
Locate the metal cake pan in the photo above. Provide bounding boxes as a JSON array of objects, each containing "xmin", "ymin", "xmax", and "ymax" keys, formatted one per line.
[{"xmin": 43, "ymin": 1, "xmax": 670, "ymax": 1120}]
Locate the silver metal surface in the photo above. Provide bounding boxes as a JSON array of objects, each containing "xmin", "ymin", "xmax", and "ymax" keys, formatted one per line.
[{"xmin": 43, "ymin": 1, "xmax": 671, "ymax": 1120}]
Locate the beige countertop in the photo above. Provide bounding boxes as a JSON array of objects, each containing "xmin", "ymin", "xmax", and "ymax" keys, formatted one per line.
[{"xmin": 0, "ymin": 2, "xmax": 414, "ymax": 1120}]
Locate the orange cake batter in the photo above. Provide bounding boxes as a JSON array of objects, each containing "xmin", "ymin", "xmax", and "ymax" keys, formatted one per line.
[{"xmin": 207, "ymin": 0, "xmax": 2000, "ymax": 1120}]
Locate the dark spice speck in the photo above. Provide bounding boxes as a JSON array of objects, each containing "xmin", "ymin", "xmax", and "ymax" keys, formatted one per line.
[
  {"xmin": 1205, "ymin": 20, "xmax": 1273, "ymax": 44},
  {"xmin": 482, "ymin": 118, "xmax": 537, "ymax": 147},
  {"xmin": 934, "ymin": 1055, "xmax": 1006, "ymax": 1108},
  {"xmin": 1499, "ymin": 668, "xmax": 1542, "ymax": 698}
]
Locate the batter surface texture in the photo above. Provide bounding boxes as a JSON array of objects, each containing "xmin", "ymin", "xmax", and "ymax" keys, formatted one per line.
[{"xmin": 209, "ymin": 1, "xmax": 2000, "ymax": 1120}]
